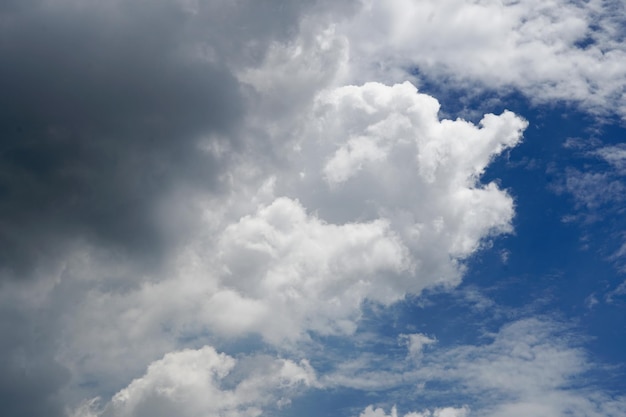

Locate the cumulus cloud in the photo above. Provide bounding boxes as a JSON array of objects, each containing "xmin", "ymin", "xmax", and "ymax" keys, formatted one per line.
[
  {"xmin": 288, "ymin": 81, "xmax": 526, "ymax": 286},
  {"xmin": 34, "ymin": 77, "xmax": 525, "ymax": 417},
  {"xmin": 340, "ymin": 0, "xmax": 626, "ymax": 117},
  {"xmin": 212, "ymin": 196, "xmax": 411, "ymax": 340},
  {"xmin": 359, "ymin": 405, "xmax": 469, "ymax": 417},
  {"xmin": 70, "ymin": 345, "xmax": 315, "ymax": 417},
  {"xmin": 54, "ymin": 79, "xmax": 526, "ymax": 384},
  {"xmin": 5, "ymin": 1, "xmax": 621, "ymax": 416}
]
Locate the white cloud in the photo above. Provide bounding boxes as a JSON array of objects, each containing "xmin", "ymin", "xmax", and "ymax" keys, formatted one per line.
[
  {"xmin": 556, "ymin": 168, "xmax": 625, "ymax": 215},
  {"xmin": 402, "ymin": 333, "xmax": 436, "ymax": 360},
  {"xmin": 183, "ymin": 82, "xmax": 525, "ymax": 343},
  {"xmin": 238, "ymin": 21, "xmax": 349, "ymax": 122},
  {"xmin": 595, "ymin": 144, "xmax": 626, "ymax": 174},
  {"xmin": 71, "ymin": 346, "xmax": 315, "ymax": 417},
  {"xmin": 359, "ymin": 405, "xmax": 469, "ymax": 417},
  {"xmin": 318, "ymin": 317, "xmax": 626, "ymax": 417},
  {"xmin": 57, "ymin": 80, "xmax": 527, "ymax": 389},
  {"xmin": 209, "ymin": 196, "xmax": 412, "ymax": 341},
  {"xmin": 606, "ymin": 278, "xmax": 626, "ymax": 303},
  {"xmin": 340, "ymin": 0, "xmax": 626, "ymax": 117},
  {"xmin": 289, "ymin": 80, "xmax": 526, "ymax": 280},
  {"xmin": 412, "ymin": 318, "xmax": 626, "ymax": 417}
]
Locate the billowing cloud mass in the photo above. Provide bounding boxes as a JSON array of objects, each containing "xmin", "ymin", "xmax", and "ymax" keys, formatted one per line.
[
  {"xmin": 73, "ymin": 346, "xmax": 315, "ymax": 417},
  {"xmin": 342, "ymin": 0, "xmax": 626, "ymax": 116},
  {"xmin": 53, "ymin": 82, "xmax": 525, "ymax": 399},
  {"xmin": 1, "ymin": 0, "xmax": 625, "ymax": 416},
  {"xmin": 201, "ymin": 82, "xmax": 526, "ymax": 343}
]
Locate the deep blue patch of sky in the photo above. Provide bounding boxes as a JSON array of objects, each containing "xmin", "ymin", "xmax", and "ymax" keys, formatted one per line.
[{"xmin": 411, "ymin": 78, "xmax": 626, "ymax": 387}]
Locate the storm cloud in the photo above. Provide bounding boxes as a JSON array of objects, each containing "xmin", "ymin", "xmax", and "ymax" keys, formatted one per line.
[{"xmin": 0, "ymin": 0, "xmax": 345, "ymax": 277}]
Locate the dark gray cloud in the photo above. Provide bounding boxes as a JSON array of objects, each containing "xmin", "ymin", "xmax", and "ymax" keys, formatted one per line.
[
  {"xmin": 0, "ymin": 0, "xmax": 248, "ymax": 276},
  {"xmin": 0, "ymin": 1, "xmax": 331, "ymax": 415},
  {"xmin": 0, "ymin": 0, "xmax": 347, "ymax": 278},
  {"xmin": 0, "ymin": 298, "xmax": 70, "ymax": 417}
]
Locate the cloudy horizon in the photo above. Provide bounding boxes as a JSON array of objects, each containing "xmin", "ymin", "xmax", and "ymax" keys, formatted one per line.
[{"xmin": 1, "ymin": 1, "xmax": 626, "ymax": 416}]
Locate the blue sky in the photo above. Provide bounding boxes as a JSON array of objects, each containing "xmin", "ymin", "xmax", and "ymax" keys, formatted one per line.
[{"xmin": 1, "ymin": 1, "xmax": 626, "ymax": 417}]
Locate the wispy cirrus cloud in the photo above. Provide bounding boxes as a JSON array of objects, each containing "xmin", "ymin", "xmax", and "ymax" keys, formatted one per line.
[{"xmin": 340, "ymin": 317, "xmax": 626, "ymax": 417}]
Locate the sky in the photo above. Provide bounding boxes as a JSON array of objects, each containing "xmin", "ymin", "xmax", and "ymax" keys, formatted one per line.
[{"xmin": 1, "ymin": 0, "xmax": 626, "ymax": 416}]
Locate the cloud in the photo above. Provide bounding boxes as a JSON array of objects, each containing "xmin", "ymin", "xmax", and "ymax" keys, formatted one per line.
[
  {"xmin": 70, "ymin": 345, "xmax": 315, "ymax": 417},
  {"xmin": 606, "ymin": 278, "xmax": 626, "ymax": 303},
  {"xmin": 412, "ymin": 318, "xmax": 626, "ymax": 417},
  {"xmin": 6, "ymin": 1, "xmax": 620, "ymax": 416},
  {"xmin": 558, "ymin": 168, "xmax": 625, "ymax": 214},
  {"xmin": 323, "ymin": 317, "xmax": 626, "ymax": 417},
  {"xmin": 288, "ymin": 81, "xmax": 525, "ymax": 284},
  {"xmin": 0, "ymin": 0, "xmax": 356, "ymax": 279},
  {"xmin": 0, "ymin": 0, "xmax": 248, "ymax": 277},
  {"xmin": 50, "ymin": 79, "xmax": 525, "ymax": 395},
  {"xmin": 551, "ymin": 140, "xmax": 626, "ymax": 277},
  {"xmin": 340, "ymin": 0, "xmax": 626, "ymax": 117},
  {"xmin": 0, "ymin": 0, "xmax": 349, "ymax": 414},
  {"xmin": 359, "ymin": 405, "xmax": 469, "ymax": 417},
  {"xmin": 595, "ymin": 144, "xmax": 626, "ymax": 174},
  {"xmin": 401, "ymin": 333, "xmax": 436, "ymax": 360},
  {"xmin": 212, "ymin": 196, "xmax": 411, "ymax": 340},
  {"xmin": 11, "ymin": 75, "xmax": 521, "ymax": 417}
]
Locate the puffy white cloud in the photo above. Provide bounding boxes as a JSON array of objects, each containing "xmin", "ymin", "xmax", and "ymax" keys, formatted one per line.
[
  {"xmin": 59, "ymin": 80, "xmax": 527, "ymax": 382},
  {"xmin": 211, "ymin": 196, "xmax": 411, "ymax": 340},
  {"xmin": 340, "ymin": 0, "xmax": 626, "ymax": 117},
  {"xmin": 288, "ymin": 81, "xmax": 526, "ymax": 282},
  {"xmin": 359, "ymin": 405, "xmax": 469, "ymax": 417},
  {"xmin": 188, "ymin": 81, "xmax": 526, "ymax": 344},
  {"xmin": 360, "ymin": 406, "xmax": 400, "ymax": 417},
  {"xmin": 72, "ymin": 346, "xmax": 315, "ymax": 417}
]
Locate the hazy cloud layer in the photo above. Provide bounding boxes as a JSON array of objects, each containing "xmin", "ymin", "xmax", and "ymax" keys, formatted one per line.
[
  {"xmin": 414, "ymin": 318, "xmax": 626, "ymax": 417},
  {"xmin": 348, "ymin": 318, "xmax": 626, "ymax": 417}
]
